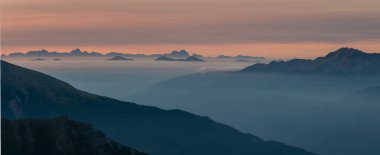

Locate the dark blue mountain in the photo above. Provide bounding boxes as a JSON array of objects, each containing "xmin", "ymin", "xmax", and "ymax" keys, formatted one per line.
[
  {"xmin": 216, "ymin": 55, "xmax": 265, "ymax": 59},
  {"xmin": 105, "ymin": 52, "xmax": 151, "ymax": 58},
  {"xmin": 155, "ymin": 56, "xmax": 176, "ymax": 61},
  {"xmin": 1, "ymin": 61, "xmax": 315, "ymax": 155},
  {"xmin": 183, "ymin": 56, "xmax": 205, "ymax": 62},
  {"xmin": 166, "ymin": 50, "xmax": 190, "ymax": 58},
  {"xmin": 7, "ymin": 49, "xmax": 103, "ymax": 57},
  {"xmin": 241, "ymin": 48, "xmax": 380, "ymax": 75},
  {"xmin": 108, "ymin": 56, "xmax": 134, "ymax": 60},
  {"xmin": 155, "ymin": 56, "xmax": 205, "ymax": 62},
  {"xmin": 2, "ymin": 117, "xmax": 147, "ymax": 155}
]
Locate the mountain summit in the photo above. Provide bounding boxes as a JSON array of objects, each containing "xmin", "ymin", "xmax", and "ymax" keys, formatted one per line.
[
  {"xmin": 324, "ymin": 47, "xmax": 366, "ymax": 58},
  {"xmin": 241, "ymin": 48, "xmax": 380, "ymax": 75},
  {"xmin": 167, "ymin": 50, "xmax": 190, "ymax": 58}
]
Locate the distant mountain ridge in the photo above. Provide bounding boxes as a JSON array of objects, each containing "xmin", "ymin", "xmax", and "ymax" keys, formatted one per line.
[
  {"xmin": 1, "ymin": 60, "xmax": 315, "ymax": 155},
  {"xmin": 5, "ymin": 49, "xmax": 203, "ymax": 58},
  {"xmin": 241, "ymin": 48, "xmax": 380, "ymax": 75},
  {"xmin": 155, "ymin": 55, "xmax": 205, "ymax": 62},
  {"xmin": 109, "ymin": 56, "xmax": 134, "ymax": 61},
  {"xmin": 2, "ymin": 117, "xmax": 147, "ymax": 155},
  {"xmin": 217, "ymin": 55, "xmax": 265, "ymax": 59},
  {"xmin": 8, "ymin": 49, "xmax": 103, "ymax": 57},
  {"xmin": 165, "ymin": 50, "xmax": 190, "ymax": 58},
  {"xmin": 5, "ymin": 48, "xmax": 269, "ymax": 61}
]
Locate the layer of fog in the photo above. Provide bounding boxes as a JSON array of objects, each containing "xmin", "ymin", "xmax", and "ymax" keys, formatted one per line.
[
  {"xmin": 5, "ymin": 57, "xmax": 379, "ymax": 155},
  {"xmin": 2, "ymin": 57, "xmax": 254, "ymax": 98},
  {"xmin": 129, "ymin": 72, "xmax": 380, "ymax": 155}
]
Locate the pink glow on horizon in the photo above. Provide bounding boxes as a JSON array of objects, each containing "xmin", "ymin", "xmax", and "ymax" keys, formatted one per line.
[
  {"xmin": 2, "ymin": 41, "xmax": 380, "ymax": 59},
  {"xmin": 2, "ymin": 0, "xmax": 380, "ymax": 58}
]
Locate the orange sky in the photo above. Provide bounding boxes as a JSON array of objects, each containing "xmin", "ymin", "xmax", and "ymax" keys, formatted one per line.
[{"xmin": 2, "ymin": 0, "xmax": 380, "ymax": 58}]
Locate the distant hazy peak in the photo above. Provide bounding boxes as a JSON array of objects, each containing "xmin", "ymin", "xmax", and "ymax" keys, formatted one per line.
[
  {"xmin": 168, "ymin": 50, "xmax": 190, "ymax": 57},
  {"xmin": 155, "ymin": 56, "xmax": 205, "ymax": 62},
  {"xmin": 108, "ymin": 55, "xmax": 133, "ymax": 60},
  {"xmin": 70, "ymin": 48, "xmax": 82, "ymax": 54}
]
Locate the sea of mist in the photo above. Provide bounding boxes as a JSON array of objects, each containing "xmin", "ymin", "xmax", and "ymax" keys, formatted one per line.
[
  {"xmin": 3, "ymin": 56, "xmax": 380, "ymax": 155},
  {"xmin": 2, "ymin": 57, "xmax": 255, "ymax": 98}
]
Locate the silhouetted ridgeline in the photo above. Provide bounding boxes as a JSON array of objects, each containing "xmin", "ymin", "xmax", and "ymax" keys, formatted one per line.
[
  {"xmin": 4, "ymin": 49, "xmax": 202, "ymax": 58},
  {"xmin": 1, "ymin": 60, "xmax": 316, "ymax": 155},
  {"xmin": 155, "ymin": 55, "xmax": 205, "ymax": 62},
  {"xmin": 109, "ymin": 55, "xmax": 134, "ymax": 61},
  {"xmin": 2, "ymin": 117, "xmax": 147, "ymax": 155},
  {"xmin": 4, "ymin": 48, "xmax": 267, "ymax": 60},
  {"xmin": 241, "ymin": 48, "xmax": 380, "ymax": 75}
]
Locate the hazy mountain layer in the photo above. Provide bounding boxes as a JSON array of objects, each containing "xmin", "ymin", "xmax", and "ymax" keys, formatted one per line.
[
  {"xmin": 130, "ymin": 71, "xmax": 380, "ymax": 155},
  {"xmin": 155, "ymin": 56, "xmax": 205, "ymax": 62},
  {"xmin": 1, "ymin": 60, "xmax": 315, "ymax": 155},
  {"xmin": 241, "ymin": 48, "xmax": 380, "ymax": 75}
]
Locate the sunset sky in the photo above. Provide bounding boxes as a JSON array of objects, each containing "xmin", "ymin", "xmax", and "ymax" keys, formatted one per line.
[{"xmin": 2, "ymin": 0, "xmax": 380, "ymax": 58}]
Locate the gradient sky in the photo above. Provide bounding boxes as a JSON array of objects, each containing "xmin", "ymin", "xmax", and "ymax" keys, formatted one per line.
[{"xmin": 2, "ymin": 0, "xmax": 380, "ymax": 58}]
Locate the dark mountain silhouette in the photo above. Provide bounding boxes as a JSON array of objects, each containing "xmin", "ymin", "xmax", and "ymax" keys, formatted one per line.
[
  {"xmin": 105, "ymin": 52, "xmax": 151, "ymax": 58},
  {"xmin": 109, "ymin": 56, "xmax": 133, "ymax": 61},
  {"xmin": 236, "ymin": 55, "xmax": 265, "ymax": 59},
  {"xmin": 5, "ymin": 49, "xmax": 205, "ymax": 59},
  {"xmin": 7, "ymin": 49, "xmax": 103, "ymax": 57},
  {"xmin": 155, "ymin": 56, "xmax": 176, "ymax": 61},
  {"xmin": 183, "ymin": 56, "xmax": 205, "ymax": 62},
  {"xmin": 216, "ymin": 55, "xmax": 265, "ymax": 59},
  {"xmin": 241, "ymin": 48, "xmax": 380, "ymax": 75},
  {"xmin": 9, "ymin": 49, "xmax": 50, "ymax": 57},
  {"xmin": 1, "ymin": 60, "xmax": 315, "ymax": 155},
  {"xmin": 192, "ymin": 53, "xmax": 204, "ymax": 58},
  {"xmin": 2, "ymin": 117, "xmax": 146, "ymax": 155},
  {"xmin": 155, "ymin": 56, "xmax": 205, "ymax": 62},
  {"xmin": 166, "ymin": 50, "xmax": 190, "ymax": 58},
  {"xmin": 69, "ymin": 48, "xmax": 103, "ymax": 56}
]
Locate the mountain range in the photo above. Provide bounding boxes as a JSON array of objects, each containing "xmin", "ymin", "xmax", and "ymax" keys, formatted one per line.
[
  {"xmin": 109, "ymin": 56, "xmax": 134, "ymax": 61},
  {"xmin": 155, "ymin": 55, "xmax": 205, "ymax": 62},
  {"xmin": 241, "ymin": 48, "xmax": 380, "ymax": 75},
  {"xmin": 1, "ymin": 60, "xmax": 315, "ymax": 155},
  {"xmin": 129, "ymin": 47, "xmax": 380, "ymax": 155},
  {"xmin": 5, "ymin": 49, "xmax": 202, "ymax": 59},
  {"xmin": 7, "ymin": 49, "xmax": 103, "ymax": 57},
  {"xmin": 2, "ymin": 117, "xmax": 147, "ymax": 155},
  {"xmin": 164, "ymin": 50, "xmax": 190, "ymax": 58},
  {"xmin": 4, "ymin": 49, "xmax": 268, "ymax": 60},
  {"xmin": 217, "ymin": 55, "xmax": 265, "ymax": 60}
]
